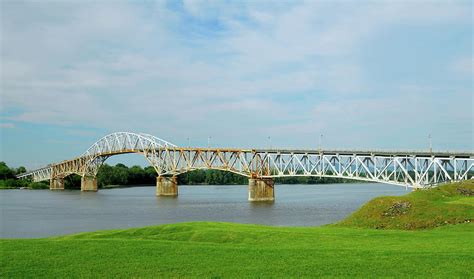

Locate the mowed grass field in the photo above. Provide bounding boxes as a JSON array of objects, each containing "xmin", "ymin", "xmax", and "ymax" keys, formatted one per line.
[{"xmin": 1, "ymin": 181, "xmax": 473, "ymax": 278}]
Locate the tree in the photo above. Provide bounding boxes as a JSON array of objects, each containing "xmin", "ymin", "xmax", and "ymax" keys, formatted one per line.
[
  {"xmin": 64, "ymin": 174, "xmax": 81, "ymax": 189},
  {"xmin": 97, "ymin": 164, "xmax": 114, "ymax": 187},
  {"xmin": 112, "ymin": 167, "xmax": 128, "ymax": 185},
  {"xmin": 129, "ymin": 165, "xmax": 145, "ymax": 185},
  {"xmin": 16, "ymin": 166, "xmax": 27, "ymax": 175},
  {"xmin": 115, "ymin": 163, "xmax": 128, "ymax": 169},
  {"xmin": 144, "ymin": 166, "xmax": 157, "ymax": 184},
  {"xmin": 0, "ymin": 162, "xmax": 15, "ymax": 180}
]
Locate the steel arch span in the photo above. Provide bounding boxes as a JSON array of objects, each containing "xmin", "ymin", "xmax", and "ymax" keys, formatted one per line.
[
  {"xmin": 17, "ymin": 132, "xmax": 474, "ymax": 190},
  {"xmin": 18, "ymin": 132, "xmax": 177, "ymax": 181}
]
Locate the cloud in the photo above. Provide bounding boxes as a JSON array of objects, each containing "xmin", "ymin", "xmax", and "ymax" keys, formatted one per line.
[
  {"xmin": 0, "ymin": 0, "xmax": 472, "ymax": 151},
  {"xmin": 0, "ymin": 123, "xmax": 15, "ymax": 128},
  {"xmin": 450, "ymin": 57, "xmax": 473, "ymax": 76}
]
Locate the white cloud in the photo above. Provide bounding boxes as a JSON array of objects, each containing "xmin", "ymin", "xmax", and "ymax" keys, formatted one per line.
[
  {"xmin": 451, "ymin": 57, "xmax": 473, "ymax": 76},
  {"xmin": 0, "ymin": 123, "xmax": 15, "ymax": 128},
  {"xmin": 0, "ymin": 0, "xmax": 472, "ymax": 150}
]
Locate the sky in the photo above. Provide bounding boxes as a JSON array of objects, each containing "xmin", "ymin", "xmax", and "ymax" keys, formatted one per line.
[{"xmin": 0, "ymin": 0, "xmax": 473, "ymax": 169}]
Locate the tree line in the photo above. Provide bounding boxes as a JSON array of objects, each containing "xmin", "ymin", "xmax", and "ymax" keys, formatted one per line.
[
  {"xmin": 0, "ymin": 162, "xmax": 49, "ymax": 189},
  {"xmin": 89, "ymin": 164, "xmax": 352, "ymax": 188},
  {"xmin": 0, "ymin": 161, "xmax": 354, "ymax": 190}
]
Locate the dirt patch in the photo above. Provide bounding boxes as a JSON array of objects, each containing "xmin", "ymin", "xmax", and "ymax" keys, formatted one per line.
[
  {"xmin": 382, "ymin": 201, "xmax": 412, "ymax": 217},
  {"xmin": 457, "ymin": 188, "xmax": 474, "ymax": 196}
]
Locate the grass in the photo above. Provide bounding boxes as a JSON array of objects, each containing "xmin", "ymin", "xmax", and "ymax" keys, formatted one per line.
[
  {"xmin": 1, "ymin": 181, "xmax": 473, "ymax": 278},
  {"xmin": 337, "ymin": 180, "xmax": 474, "ymax": 230}
]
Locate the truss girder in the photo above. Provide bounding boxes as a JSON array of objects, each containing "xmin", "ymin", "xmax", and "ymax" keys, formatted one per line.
[
  {"xmin": 146, "ymin": 149, "xmax": 473, "ymax": 189},
  {"xmin": 16, "ymin": 133, "xmax": 474, "ymax": 189}
]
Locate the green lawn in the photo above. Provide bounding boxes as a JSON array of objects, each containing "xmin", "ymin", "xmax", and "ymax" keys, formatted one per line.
[{"xmin": 1, "ymin": 181, "xmax": 473, "ymax": 278}]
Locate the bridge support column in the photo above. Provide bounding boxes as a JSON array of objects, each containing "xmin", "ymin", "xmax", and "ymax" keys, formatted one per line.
[
  {"xmin": 248, "ymin": 178, "xmax": 274, "ymax": 202},
  {"xmin": 81, "ymin": 176, "xmax": 98, "ymax": 192},
  {"xmin": 156, "ymin": 176, "xmax": 178, "ymax": 196},
  {"xmin": 50, "ymin": 178, "xmax": 64, "ymax": 190}
]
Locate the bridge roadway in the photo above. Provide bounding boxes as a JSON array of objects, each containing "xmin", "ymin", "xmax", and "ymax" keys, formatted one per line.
[
  {"xmin": 17, "ymin": 132, "xmax": 474, "ymax": 201},
  {"xmin": 257, "ymin": 149, "xmax": 473, "ymax": 157}
]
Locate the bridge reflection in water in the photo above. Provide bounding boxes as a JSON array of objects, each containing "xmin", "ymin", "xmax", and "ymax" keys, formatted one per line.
[{"xmin": 18, "ymin": 132, "xmax": 474, "ymax": 201}]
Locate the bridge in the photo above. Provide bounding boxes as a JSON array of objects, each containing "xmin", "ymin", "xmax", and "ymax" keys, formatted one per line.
[{"xmin": 17, "ymin": 132, "xmax": 474, "ymax": 201}]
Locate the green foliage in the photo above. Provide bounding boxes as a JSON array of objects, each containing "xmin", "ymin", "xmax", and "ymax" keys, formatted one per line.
[
  {"xmin": 64, "ymin": 174, "xmax": 82, "ymax": 189},
  {"xmin": 96, "ymin": 164, "xmax": 155, "ymax": 187},
  {"xmin": 336, "ymin": 180, "xmax": 474, "ymax": 230},
  {"xmin": 28, "ymin": 181, "xmax": 49, "ymax": 189},
  {"xmin": 115, "ymin": 163, "xmax": 128, "ymax": 169},
  {"xmin": 0, "ymin": 162, "xmax": 15, "ymax": 180},
  {"xmin": 0, "ymin": 162, "xmax": 37, "ymax": 189},
  {"xmin": 2, "ymin": 222, "xmax": 473, "ymax": 277},
  {"xmin": 0, "ymin": 178, "xmax": 48, "ymax": 190},
  {"xmin": 15, "ymin": 166, "xmax": 27, "ymax": 174},
  {"xmin": 178, "ymin": 169, "xmax": 247, "ymax": 185},
  {"xmin": 0, "ymin": 178, "xmax": 28, "ymax": 189}
]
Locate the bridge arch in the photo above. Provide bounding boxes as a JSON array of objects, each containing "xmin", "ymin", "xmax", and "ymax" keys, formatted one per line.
[
  {"xmin": 58, "ymin": 132, "xmax": 177, "ymax": 178},
  {"xmin": 41, "ymin": 132, "xmax": 177, "ymax": 190},
  {"xmin": 81, "ymin": 132, "xmax": 176, "ymax": 158}
]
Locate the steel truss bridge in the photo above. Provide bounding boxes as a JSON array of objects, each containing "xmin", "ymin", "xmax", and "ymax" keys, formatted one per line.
[{"xmin": 17, "ymin": 132, "xmax": 474, "ymax": 200}]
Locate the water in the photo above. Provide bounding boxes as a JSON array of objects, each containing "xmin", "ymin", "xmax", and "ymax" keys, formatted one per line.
[{"xmin": 0, "ymin": 183, "xmax": 409, "ymax": 238}]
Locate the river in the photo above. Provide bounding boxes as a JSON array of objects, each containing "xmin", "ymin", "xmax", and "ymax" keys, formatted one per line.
[{"xmin": 0, "ymin": 183, "xmax": 409, "ymax": 238}]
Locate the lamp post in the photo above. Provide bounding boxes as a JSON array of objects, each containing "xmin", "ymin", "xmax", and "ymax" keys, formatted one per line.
[
  {"xmin": 428, "ymin": 134, "xmax": 432, "ymax": 153},
  {"xmin": 208, "ymin": 136, "xmax": 212, "ymax": 148},
  {"xmin": 319, "ymin": 134, "xmax": 323, "ymax": 151},
  {"xmin": 268, "ymin": 136, "xmax": 272, "ymax": 149}
]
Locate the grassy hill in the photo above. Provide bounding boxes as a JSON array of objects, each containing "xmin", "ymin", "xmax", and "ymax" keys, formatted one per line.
[
  {"xmin": 1, "ymin": 180, "xmax": 473, "ymax": 278},
  {"xmin": 337, "ymin": 180, "xmax": 474, "ymax": 230}
]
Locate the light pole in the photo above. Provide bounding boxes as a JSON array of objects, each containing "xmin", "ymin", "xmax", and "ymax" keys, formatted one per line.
[
  {"xmin": 187, "ymin": 137, "xmax": 190, "ymax": 148},
  {"xmin": 428, "ymin": 134, "xmax": 432, "ymax": 153},
  {"xmin": 208, "ymin": 136, "xmax": 212, "ymax": 148},
  {"xmin": 268, "ymin": 136, "xmax": 272, "ymax": 149},
  {"xmin": 319, "ymin": 134, "xmax": 323, "ymax": 151}
]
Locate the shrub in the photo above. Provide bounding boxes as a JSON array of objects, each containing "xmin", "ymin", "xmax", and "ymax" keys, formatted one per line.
[{"xmin": 28, "ymin": 182, "xmax": 49, "ymax": 189}]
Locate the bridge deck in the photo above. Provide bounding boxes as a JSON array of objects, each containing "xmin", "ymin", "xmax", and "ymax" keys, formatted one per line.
[
  {"xmin": 253, "ymin": 149, "xmax": 474, "ymax": 157},
  {"xmin": 165, "ymin": 148, "xmax": 474, "ymax": 158}
]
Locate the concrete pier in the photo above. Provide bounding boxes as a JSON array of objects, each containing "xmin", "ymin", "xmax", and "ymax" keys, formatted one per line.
[
  {"xmin": 50, "ymin": 177, "xmax": 64, "ymax": 190},
  {"xmin": 248, "ymin": 178, "xmax": 274, "ymax": 202},
  {"xmin": 81, "ymin": 176, "xmax": 98, "ymax": 192},
  {"xmin": 156, "ymin": 176, "xmax": 178, "ymax": 196}
]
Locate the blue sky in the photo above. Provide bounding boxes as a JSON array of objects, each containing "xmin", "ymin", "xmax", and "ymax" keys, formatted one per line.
[{"xmin": 1, "ymin": 0, "xmax": 472, "ymax": 169}]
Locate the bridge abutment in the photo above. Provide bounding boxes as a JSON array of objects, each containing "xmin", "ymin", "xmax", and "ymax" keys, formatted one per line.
[
  {"xmin": 248, "ymin": 178, "xmax": 274, "ymax": 202},
  {"xmin": 50, "ymin": 178, "xmax": 64, "ymax": 190},
  {"xmin": 81, "ymin": 176, "xmax": 98, "ymax": 192},
  {"xmin": 156, "ymin": 176, "xmax": 178, "ymax": 196}
]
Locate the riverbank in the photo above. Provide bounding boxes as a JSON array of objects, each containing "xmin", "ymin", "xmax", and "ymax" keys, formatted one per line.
[
  {"xmin": 0, "ymin": 181, "xmax": 49, "ymax": 190},
  {"xmin": 336, "ymin": 179, "xmax": 474, "ymax": 229},
  {"xmin": 1, "ymin": 181, "xmax": 473, "ymax": 277}
]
